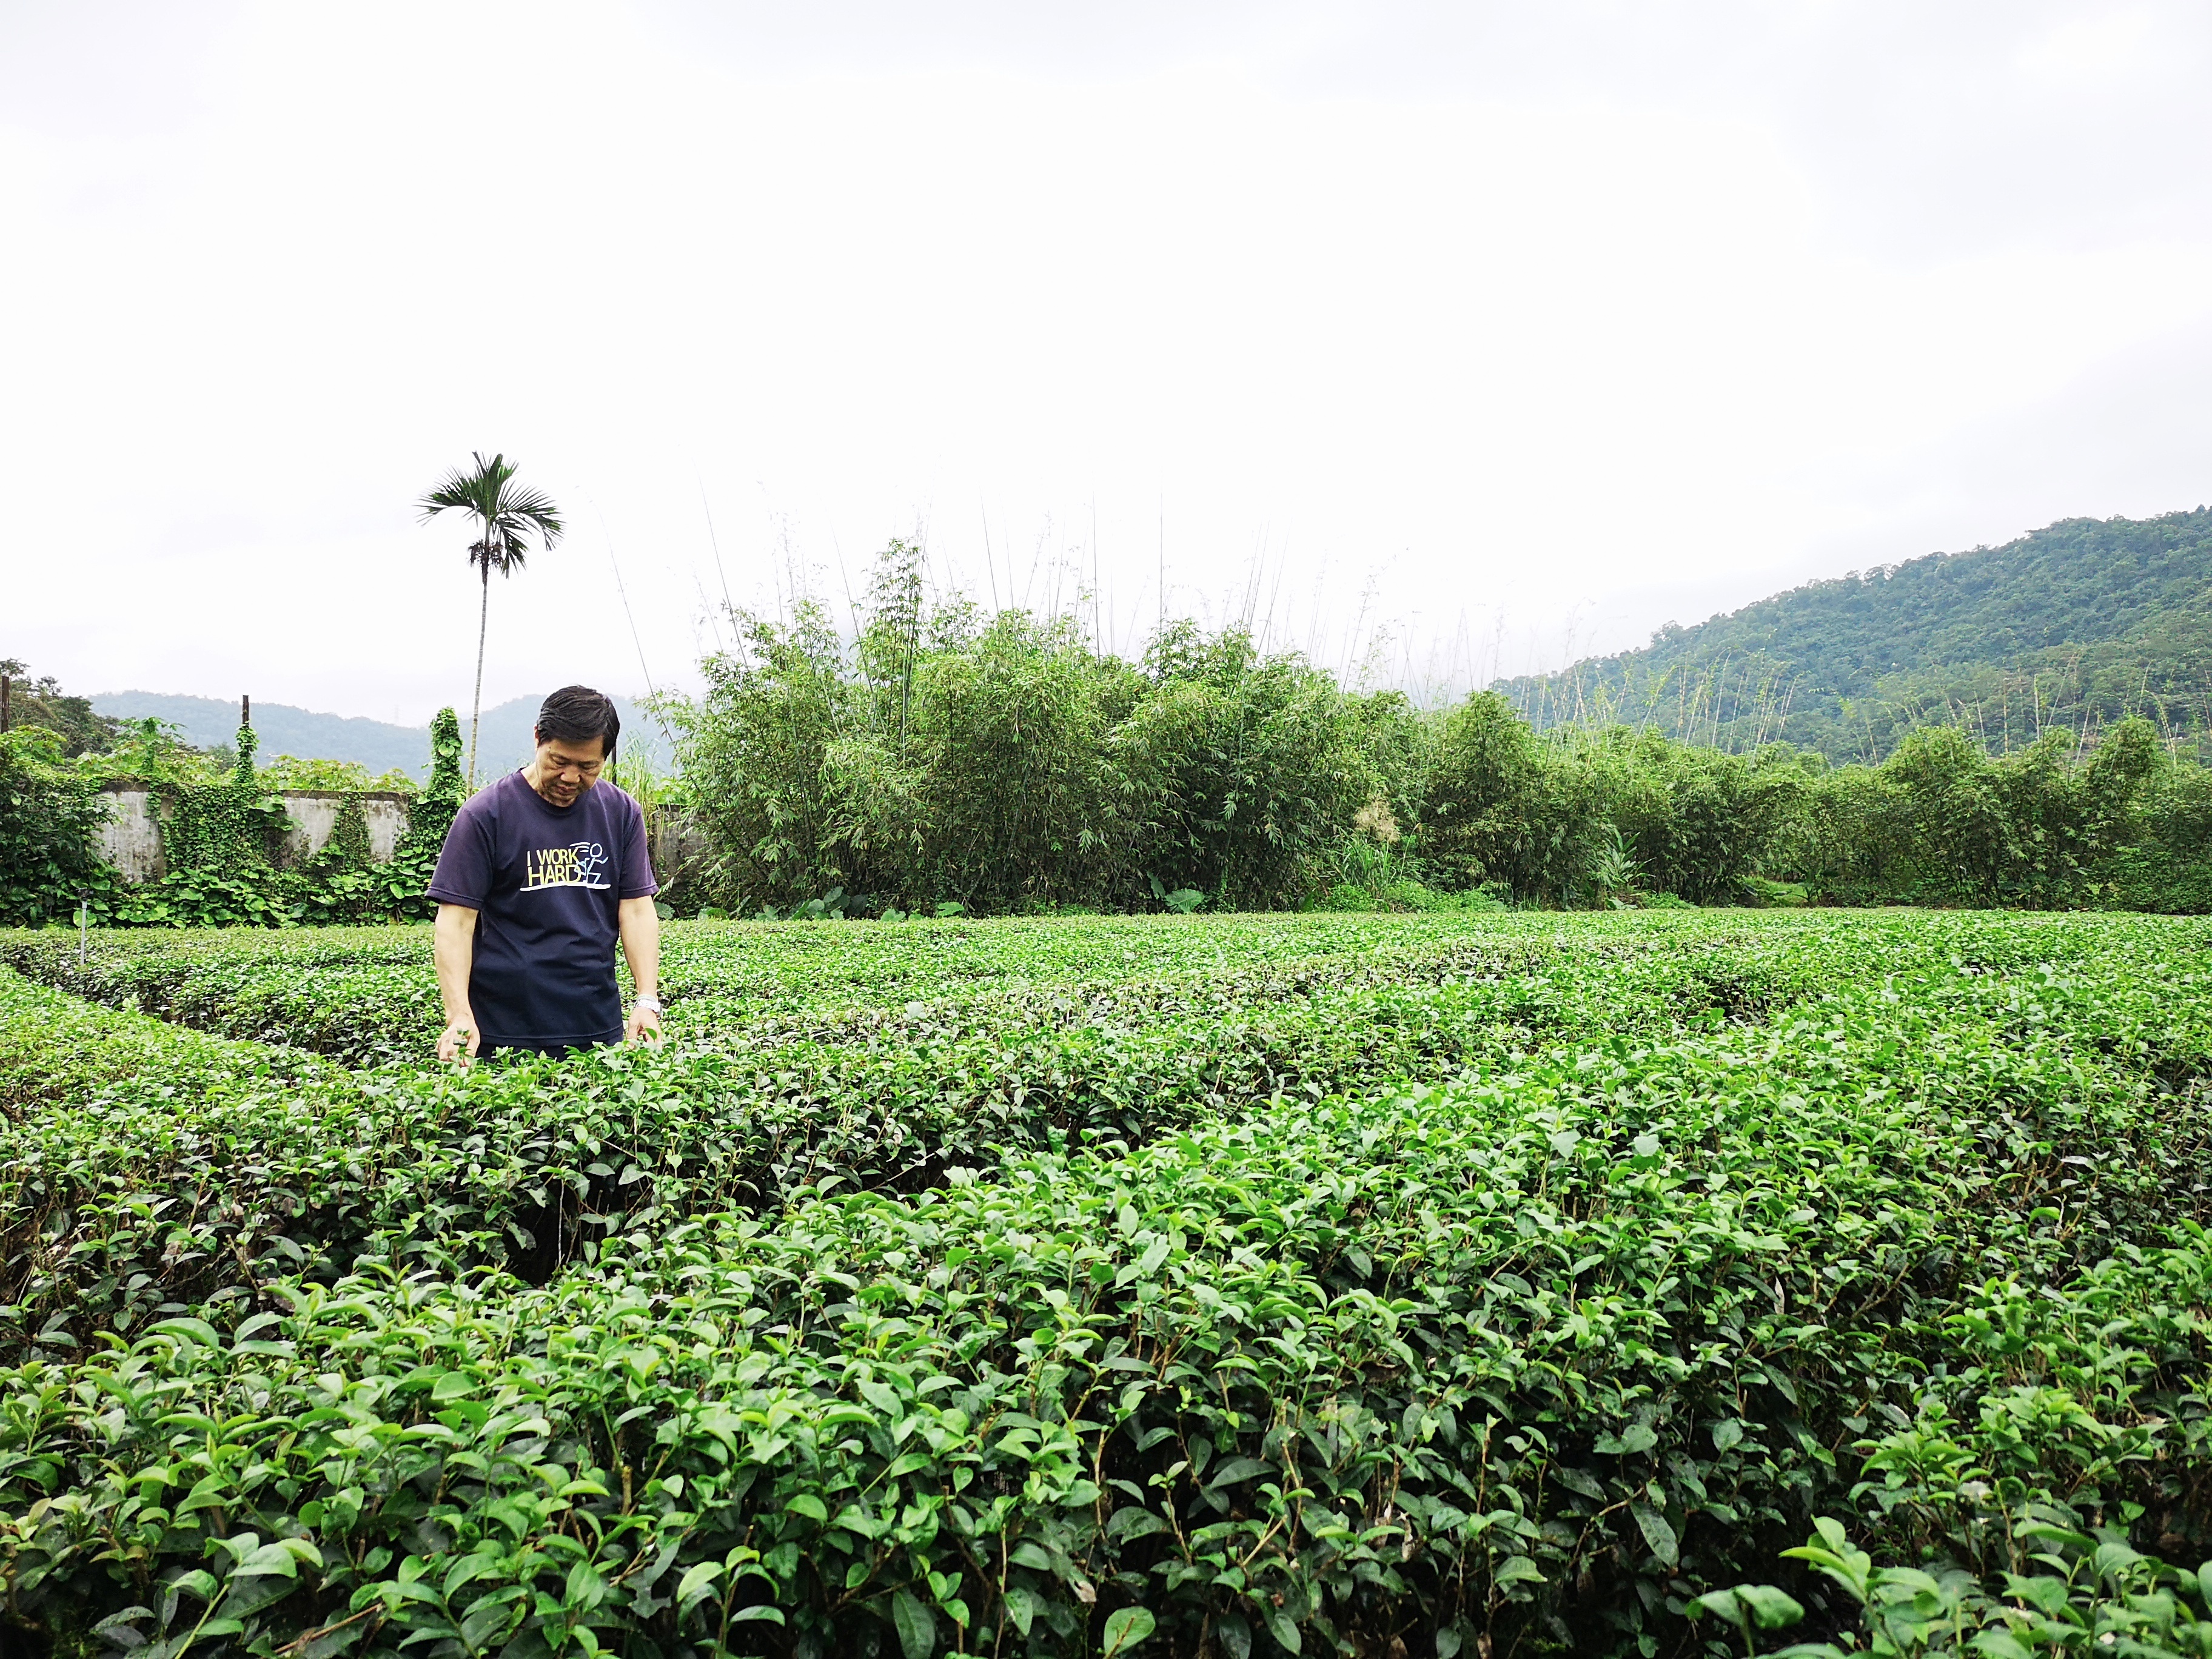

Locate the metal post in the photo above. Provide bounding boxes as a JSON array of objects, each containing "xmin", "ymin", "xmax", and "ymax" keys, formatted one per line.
[{"xmin": 242, "ymin": 694, "xmax": 250, "ymax": 726}]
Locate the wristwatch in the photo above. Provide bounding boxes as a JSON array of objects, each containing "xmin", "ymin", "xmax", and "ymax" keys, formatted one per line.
[{"xmin": 632, "ymin": 995, "xmax": 663, "ymax": 1014}]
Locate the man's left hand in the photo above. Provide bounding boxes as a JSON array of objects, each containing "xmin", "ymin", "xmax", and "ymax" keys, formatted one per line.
[{"xmin": 625, "ymin": 1004, "xmax": 663, "ymax": 1044}]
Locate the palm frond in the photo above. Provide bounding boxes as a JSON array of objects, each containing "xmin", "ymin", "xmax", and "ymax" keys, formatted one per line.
[
  {"xmin": 418, "ymin": 452, "xmax": 561, "ymax": 578},
  {"xmin": 418, "ymin": 452, "xmax": 512, "ymax": 521},
  {"xmin": 495, "ymin": 484, "xmax": 564, "ymax": 544}
]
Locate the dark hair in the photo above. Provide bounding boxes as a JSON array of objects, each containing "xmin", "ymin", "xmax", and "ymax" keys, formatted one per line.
[{"xmin": 535, "ymin": 685, "xmax": 620, "ymax": 760}]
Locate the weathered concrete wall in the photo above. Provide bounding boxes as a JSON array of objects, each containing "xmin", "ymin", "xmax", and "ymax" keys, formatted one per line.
[
  {"xmin": 98, "ymin": 788, "xmax": 168, "ymax": 882},
  {"xmin": 94, "ymin": 785, "xmax": 707, "ymax": 895},
  {"xmin": 96, "ymin": 784, "xmax": 414, "ymax": 882},
  {"xmin": 276, "ymin": 792, "xmax": 410, "ymax": 865}
]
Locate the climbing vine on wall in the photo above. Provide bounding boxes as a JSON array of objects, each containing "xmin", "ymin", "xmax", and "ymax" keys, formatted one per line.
[
  {"xmin": 327, "ymin": 794, "xmax": 374, "ymax": 865},
  {"xmin": 2, "ymin": 711, "xmax": 473, "ymax": 929},
  {"xmin": 287, "ymin": 708, "xmax": 466, "ymax": 925},
  {"xmin": 395, "ymin": 708, "xmax": 466, "ymax": 860},
  {"xmin": 161, "ymin": 722, "xmax": 292, "ymax": 876}
]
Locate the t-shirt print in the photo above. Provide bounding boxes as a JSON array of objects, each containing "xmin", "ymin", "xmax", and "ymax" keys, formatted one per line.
[{"xmin": 523, "ymin": 840, "xmax": 612, "ymax": 891}]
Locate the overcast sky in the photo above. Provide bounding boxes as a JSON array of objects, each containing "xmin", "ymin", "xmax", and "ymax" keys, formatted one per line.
[{"xmin": 6, "ymin": 1, "xmax": 2209, "ymax": 724}]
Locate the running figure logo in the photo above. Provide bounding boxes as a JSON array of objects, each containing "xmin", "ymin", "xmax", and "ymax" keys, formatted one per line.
[{"xmin": 522, "ymin": 840, "xmax": 611, "ymax": 891}]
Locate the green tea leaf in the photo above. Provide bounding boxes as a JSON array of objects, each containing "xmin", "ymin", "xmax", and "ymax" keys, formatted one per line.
[
  {"xmin": 1103, "ymin": 1607, "xmax": 1156, "ymax": 1655},
  {"xmin": 893, "ymin": 1587, "xmax": 936, "ymax": 1659},
  {"xmin": 1631, "ymin": 1503, "xmax": 1679, "ymax": 1570}
]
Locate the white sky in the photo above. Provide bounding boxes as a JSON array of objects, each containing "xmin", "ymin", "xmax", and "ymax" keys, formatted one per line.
[{"xmin": 6, "ymin": 1, "xmax": 2210, "ymax": 723}]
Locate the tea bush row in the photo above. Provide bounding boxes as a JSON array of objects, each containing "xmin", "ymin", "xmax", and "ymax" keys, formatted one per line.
[
  {"xmin": 0, "ymin": 925, "xmax": 1912, "ymax": 1352},
  {"xmin": 4, "ymin": 999, "xmax": 2210, "ymax": 1655},
  {"xmin": 0, "ymin": 913, "xmax": 1560, "ymax": 1065},
  {"xmin": 5, "ymin": 913, "xmax": 2211, "ymax": 1657},
  {"xmin": 6, "ymin": 909, "xmax": 2199, "ymax": 1067},
  {"xmin": 9, "ymin": 916, "xmax": 2211, "ymax": 1356}
]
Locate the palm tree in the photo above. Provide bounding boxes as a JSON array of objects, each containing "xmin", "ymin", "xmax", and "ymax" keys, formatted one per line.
[{"xmin": 418, "ymin": 453, "xmax": 565, "ymax": 786}]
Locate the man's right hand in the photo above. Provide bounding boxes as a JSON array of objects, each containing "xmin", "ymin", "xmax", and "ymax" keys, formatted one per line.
[{"xmin": 437, "ymin": 1019, "xmax": 480, "ymax": 1064}]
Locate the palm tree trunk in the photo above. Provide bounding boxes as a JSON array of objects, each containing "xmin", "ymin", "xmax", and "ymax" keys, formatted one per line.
[{"xmin": 469, "ymin": 560, "xmax": 488, "ymax": 788}]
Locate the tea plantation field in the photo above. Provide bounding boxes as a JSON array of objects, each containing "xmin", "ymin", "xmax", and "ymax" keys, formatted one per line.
[{"xmin": 2, "ymin": 911, "xmax": 2210, "ymax": 1658}]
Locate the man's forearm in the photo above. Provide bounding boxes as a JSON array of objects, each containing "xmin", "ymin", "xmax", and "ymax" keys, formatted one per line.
[
  {"xmin": 620, "ymin": 899, "xmax": 660, "ymax": 1000},
  {"xmin": 433, "ymin": 905, "xmax": 478, "ymax": 1025}
]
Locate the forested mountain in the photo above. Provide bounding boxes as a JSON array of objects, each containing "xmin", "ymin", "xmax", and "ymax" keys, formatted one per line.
[{"xmin": 1497, "ymin": 508, "xmax": 2212, "ymax": 762}]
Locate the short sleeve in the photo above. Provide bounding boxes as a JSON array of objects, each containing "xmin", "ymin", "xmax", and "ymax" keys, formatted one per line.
[
  {"xmin": 426, "ymin": 797, "xmax": 495, "ymax": 907},
  {"xmin": 617, "ymin": 791, "xmax": 660, "ymax": 899}
]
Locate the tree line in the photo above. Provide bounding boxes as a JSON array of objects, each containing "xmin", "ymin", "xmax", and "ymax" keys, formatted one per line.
[
  {"xmin": 660, "ymin": 545, "xmax": 2212, "ymax": 918},
  {"xmin": 9, "ymin": 532, "xmax": 2210, "ymax": 927}
]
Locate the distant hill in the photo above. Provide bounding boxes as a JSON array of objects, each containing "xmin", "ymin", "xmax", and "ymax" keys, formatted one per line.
[
  {"xmin": 1496, "ymin": 508, "xmax": 2212, "ymax": 762},
  {"xmin": 90, "ymin": 692, "xmax": 673, "ymax": 780}
]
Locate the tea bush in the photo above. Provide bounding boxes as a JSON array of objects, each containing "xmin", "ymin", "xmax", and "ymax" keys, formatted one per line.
[
  {"xmin": 1, "ymin": 911, "xmax": 2209, "ymax": 1659},
  {"xmin": 0, "ymin": 921, "xmax": 1877, "ymax": 1340},
  {"xmin": 10, "ymin": 906, "xmax": 2196, "ymax": 1064},
  {"xmin": 0, "ymin": 911, "xmax": 1684, "ymax": 1064}
]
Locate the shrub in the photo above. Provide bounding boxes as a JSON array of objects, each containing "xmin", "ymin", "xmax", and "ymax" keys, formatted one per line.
[
  {"xmin": 1122, "ymin": 624, "xmax": 1374, "ymax": 908},
  {"xmin": 0, "ymin": 728, "xmax": 114, "ymax": 927}
]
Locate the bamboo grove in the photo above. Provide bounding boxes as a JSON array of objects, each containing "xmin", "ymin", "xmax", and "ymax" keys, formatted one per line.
[{"xmin": 659, "ymin": 546, "xmax": 2212, "ymax": 920}]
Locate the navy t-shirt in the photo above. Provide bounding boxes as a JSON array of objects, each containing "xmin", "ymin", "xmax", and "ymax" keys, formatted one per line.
[{"xmin": 426, "ymin": 771, "xmax": 660, "ymax": 1047}]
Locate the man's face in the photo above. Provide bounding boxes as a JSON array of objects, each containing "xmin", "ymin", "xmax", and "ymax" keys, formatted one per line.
[{"xmin": 532, "ymin": 729, "xmax": 608, "ymax": 808}]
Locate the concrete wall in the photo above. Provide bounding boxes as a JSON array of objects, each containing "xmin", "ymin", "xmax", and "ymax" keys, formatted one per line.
[
  {"xmin": 98, "ymin": 788, "xmax": 169, "ymax": 882},
  {"xmin": 94, "ymin": 785, "xmax": 707, "ymax": 898},
  {"xmin": 277, "ymin": 791, "xmax": 410, "ymax": 865},
  {"xmin": 96, "ymin": 783, "xmax": 414, "ymax": 882}
]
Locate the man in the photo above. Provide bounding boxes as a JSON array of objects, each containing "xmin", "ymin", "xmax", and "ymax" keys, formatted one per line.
[{"xmin": 429, "ymin": 685, "xmax": 663, "ymax": 1061}]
